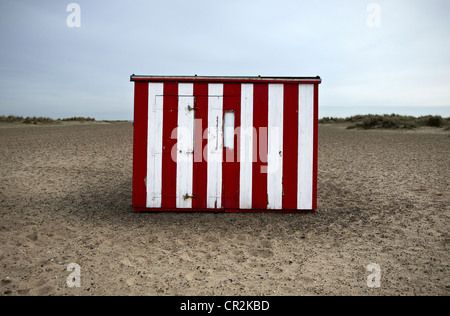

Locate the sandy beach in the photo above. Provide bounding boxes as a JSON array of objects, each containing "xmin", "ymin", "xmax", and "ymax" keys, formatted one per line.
[{"xmin": 0, "ymin": 122, "xmax": 448, "ymax": 296}]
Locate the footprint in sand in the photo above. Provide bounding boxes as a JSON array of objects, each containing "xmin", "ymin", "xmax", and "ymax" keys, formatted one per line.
[
  {"xmin": 1, "ymin": 279, "xmax": 13, "ymax": 288},
  {"xmin": 26, "ymin": 280, "xmax": 56, "ymax": 296},
  {"xmin": 29, "ymin": 285, "xmax": 56, "ymax": 296}
]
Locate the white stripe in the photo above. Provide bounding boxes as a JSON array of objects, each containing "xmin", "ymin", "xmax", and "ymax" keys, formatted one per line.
[
  {"xmin": 239, "ymin": 84, "xmax": 254, "ymax": 209},
  {"xmin": 146, "ymin": 83, "xmax": 164, "ymax": 208},
  {"xmin": 177, "ymin": 83, "xmax": 194, "ymax": 209},
  {"xmin": 207, "ymin": 84, "xmax": 223, "ymax": 209},
  {"xmin": 298, "ymin": 84, "xmax": 314, "ymax": 210},
  {"xmin": 267, "ymin": 84, "xmax": 284, "ymax": 210}
]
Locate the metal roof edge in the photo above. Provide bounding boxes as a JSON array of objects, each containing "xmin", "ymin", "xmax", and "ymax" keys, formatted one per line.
[{"xmin": 130, "ymin": 75, "xmax": 322, "ymax": 83}]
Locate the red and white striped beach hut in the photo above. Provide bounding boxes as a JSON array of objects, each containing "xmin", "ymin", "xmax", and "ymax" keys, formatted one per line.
[{"xmin": 130, "ymin": 75, "xmax": 321, "ymax": 213}]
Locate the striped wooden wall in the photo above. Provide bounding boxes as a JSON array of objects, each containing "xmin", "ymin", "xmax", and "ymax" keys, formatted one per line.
[{"xmin": 132, "ymin": 77, "xmax": 319, "ymax": 212}]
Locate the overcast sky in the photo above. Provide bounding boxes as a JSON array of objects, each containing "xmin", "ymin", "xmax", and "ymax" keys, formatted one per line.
[{"xmin": 0, "ymin": 0, "xmax": 449, "ymax": 120}]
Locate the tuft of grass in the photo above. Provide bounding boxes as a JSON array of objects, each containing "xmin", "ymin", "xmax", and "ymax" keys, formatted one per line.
[
  {"xmin": 0, "ymin": 115, "xmax": 25, "ymax": 123},
  {"xmin": 102, "ymin": 120, "xmax": 129, "ymax": 123},
  {"xmin": 59, "ymin": 117, "xmax": 96, "ymax": 122},
  {"xmin": 320, "ymin": 114, "xmax": 449, "ymax": 130},
  {"xmin": 354, "ymin": 114, "xmax": 418, "ymax": 130},
  {"xmin": 1, "ymin": 115, "xmax": 97, "ymax": 125},
  {"xmin": 417, "ymin": 115, "xmax": 444, "ymax": 128},
  {"xmin": 319, "ymin": 117, "xmax": 346, "ymax": 124},
  {"xmin": 22, "ymin": 116, "xmax": 59, "ymax": 124}
]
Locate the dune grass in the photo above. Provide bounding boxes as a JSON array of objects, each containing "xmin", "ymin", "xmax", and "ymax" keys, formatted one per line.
[
  {"xmin": 60, "ymin": 117, "xmax": 96, "ymax": 122},
  {"xmin": 2, "ymin": 114, "xmax": 448, "ymax": 129},
  {"xmin": 0, "ymin": 115, "xmax": 96, "ymax": 125},
  {"xmin": 319, "ymin": 114, "xmax": 450, "ymax": 130},
  {"xmin": 0, "ymin": 115, "xmax": 27, "ymax": 123}
]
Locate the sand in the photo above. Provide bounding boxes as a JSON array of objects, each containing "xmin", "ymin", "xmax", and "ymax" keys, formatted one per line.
[{"xmin": 0, "ymin": 122, "xmax": 448, "ymax": 296}]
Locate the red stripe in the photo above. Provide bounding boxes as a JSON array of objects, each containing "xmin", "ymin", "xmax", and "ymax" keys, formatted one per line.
[
  {"xmin": 312, "ymin": 84, "xmax": 319, "ymax": 210},
  {"xmin": 161, "ymin": 83, "xmax": 178, "ymax": 209},
  {"xmin": 252, "ymin": 84, "xmax": 269, "ymax": 209},
  {"xmin": 222, "ymin": 84, "xmax": 241, "ymax": 209},
  {"xmin": 134, "ymin": 207, "xmax": 313, "ymax": 214},
  {"xmin": 132, "ymin": 82, "xmax": 149, "ymax": 209},
  {"xmin": 192, "ymin": 83, "xmax": 209, "ymax": 209},
  {"xmin": 225, "ymin": 209, "xmax": 314, "ymax": 214},
  {"xmin": 282, "ymin": 84, "xmax": 299, "ymax": 210}
]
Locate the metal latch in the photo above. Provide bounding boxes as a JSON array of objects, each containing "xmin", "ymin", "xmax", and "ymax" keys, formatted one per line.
[{"xmin": 182, "ymin": 194, "xmax": 196, "ymax": 201}]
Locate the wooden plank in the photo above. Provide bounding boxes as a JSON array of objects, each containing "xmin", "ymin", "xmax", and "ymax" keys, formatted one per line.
[
  {"xmin": 239, "ymin": 84, "xmax": 254, "ymax": 209},
  {"xmin": 222, "ymin": 84, "xmax": 241, "ymax": 209},
  {"xmin": 282, "ymin": 84, "xmax": 299, "ymax": 210},
  {"xmin": 207, "ymin": 84, "xmax": 224, "ymax": 209},
  {"xmin": 177, "ymin": 83, "xmax": 194, "ymax": 209},
  {"xmin": 161, "ymin": 83, "xmax": 178, "ymax": 208},
  {"xmin": 313, "ymin": 84, "xmax": 319, "ymax": 210},
  {"xmin": 252, "ymin": 84, "xmax": 269, "ymax": 210},
  {"xmin": 298, "ymin": 84, "xmax": 314, "ymax": 210},
  {"xmin": 146, "ymin": 83, "xmax": 164, "ymax": 208},
  {"xmin": 192, "ymin": 83, "xmax": 209, "ymax": 209},
  {"xmin": 267, "ymin": 84, "xmax": 284, "ymax": 210},
  {"xmin": 132, "ymin": 82, "xmax": 149, "ymax": 208}
]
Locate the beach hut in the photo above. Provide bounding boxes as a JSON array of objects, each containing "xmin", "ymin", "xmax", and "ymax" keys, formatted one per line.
[{"xmin": 130, "ymin": 75, "xmax": 321, "ymax": 213}]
